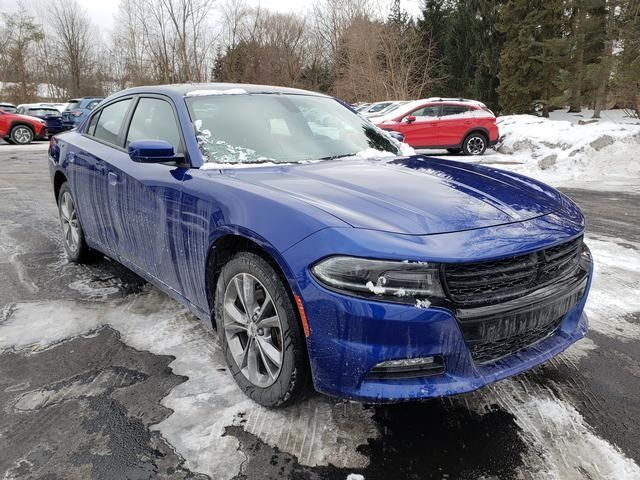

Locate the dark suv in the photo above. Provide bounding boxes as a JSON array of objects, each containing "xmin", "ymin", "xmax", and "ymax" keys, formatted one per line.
[{"xmin": 62, "ymin": 97, "xmax": 103, "ymax": 129}]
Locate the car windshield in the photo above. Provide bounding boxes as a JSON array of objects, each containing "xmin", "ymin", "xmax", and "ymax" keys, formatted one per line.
[{"xmin": 186, "ymin": 93, "xmax": 398, "ymax": 164}]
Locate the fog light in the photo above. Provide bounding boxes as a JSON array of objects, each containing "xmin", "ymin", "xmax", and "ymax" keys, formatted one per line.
[{"xmin": 367, "ymin": 355, "xmax": 445, "ymax": 379}]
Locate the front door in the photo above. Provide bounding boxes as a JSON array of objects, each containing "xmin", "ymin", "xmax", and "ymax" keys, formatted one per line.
[
  {"xmin": 397, "ymin": 104, "xmax": 441, "ymax": 148},
  {"xmin": 106, "ymin": 96, "xmax": 188, "ymax": 294}
]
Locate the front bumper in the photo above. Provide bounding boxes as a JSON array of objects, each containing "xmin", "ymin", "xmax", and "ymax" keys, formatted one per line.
[{"xmin": 298, "ymin": 262, "xmax": 590, "ymax": 403}]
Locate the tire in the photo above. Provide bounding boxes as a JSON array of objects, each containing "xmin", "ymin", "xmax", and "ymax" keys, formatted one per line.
[
  {"xmin": 215, "ymin": 252, "xmax": 311, "ymax": 407},
  {"xmin": 447, "ymin": 148, "xmax": 462, "ymax": 154},
  {"xmin": 10, "ymin": 125, "xmax": 34, "ymax": 145},
  {"xmin": 57, "ymin": 182, "xmax": 92, "ymax": 263},
  {"xmin": 462, "ymin": 132, "xmax": 487, "ymax": 156}
]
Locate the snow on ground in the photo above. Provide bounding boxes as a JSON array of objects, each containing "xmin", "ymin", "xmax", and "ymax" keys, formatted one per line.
[
  {"xmin": 584, "ymin": 235, "xmax": 640, "ymax": 341},
  {"xmin": 0, "ymin": 289, "xmax": 378, "ymax": 480},
  {"xmin": 549, "ymin": 107, "xmax": 640, "ymax": 125},
  {"xmin": 492, "ymin": 113, "xmax": 640, "ymax": 191},
  {"xmin": 472, "ymin": 378, "xmax": 640, "ymax": 480}
]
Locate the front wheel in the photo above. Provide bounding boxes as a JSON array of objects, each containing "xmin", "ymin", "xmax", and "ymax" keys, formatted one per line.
[
  {"xmin": 462, "ymin": 133, "xmax": 487, "ymax": 156},
  {"xmin": 10, "ymin": 125, "xmax": 34, "ymax": 145},
  {"xmin": 215, "ymin": 252, "xmax": 311, "ymax": 407},
  {"xmin": 57, "ymin": 183, "xmax": 92, "ymax": 263}
]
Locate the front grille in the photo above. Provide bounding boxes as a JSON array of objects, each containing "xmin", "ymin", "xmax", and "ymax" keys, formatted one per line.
[
  {"xmin": 469, "ymin": 316, "xmax": 562, "ymax": 364},
  {"xmin": 443, "ymin": 237, "xmax": 583, "ymax": 308},
  {"xmin": 443, "ymin": 237, "xmax": 589, "ymax": 365}
]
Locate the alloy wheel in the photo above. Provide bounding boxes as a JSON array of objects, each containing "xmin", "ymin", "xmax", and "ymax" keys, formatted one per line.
[
  {"xmin": 466, "ymin": 136, "xmax": 486, "ymax": 155},
  {"xmin": 13, "ymin": 126, "xmax": 33, "ymax": 144},
  {"xmin": 60, "ymin": 191, "xmax": 80, "ymax": 253},
  {"xmin": 223, "ymin": 273, "xmax": 284, "ymax": 387}
]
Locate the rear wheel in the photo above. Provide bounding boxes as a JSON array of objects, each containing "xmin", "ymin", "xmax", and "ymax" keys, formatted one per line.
[
  {"xmin": 57, "ymin": 183, "xmax": 92, "ymax": 263},
  {"xmin": 10, "ymin": 125, "xmax": 34, "ymax": 145},
  {"xmin": 462, "ymin": 132, "xmax": 487, "ymax": 156},
  {"xmin": 215, "ymin": 252, "xmax": 311, "ymax": 407}
]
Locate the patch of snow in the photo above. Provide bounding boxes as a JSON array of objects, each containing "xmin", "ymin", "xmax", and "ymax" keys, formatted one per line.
[
  {"xmin": 346, "ymin": 474, "xmax": 365, "ymax": 480},
  {"xmin": 415, "ymin": 299, "xmax": 431, "ymax": 309},
  {"xmin": 471, "ymin": 113, "xmax": 640, "ymax": 191},
  {"xmin": 185, "ymin": 88, "xmax": 247, "ymax": 97},
  {"xmin": 366, "ymin": 279, "xmax": 386, "ymax": 295},
  {"xmin": 0, "ymin": 289, "xmax": 378, "ymax": 478},
  {"xmin": 470, "ymin": 379, "xmax": 640, "ymax": 480},
  {"xmin": 550, "ymin": 108, "xmax": 640, "ymax": 125},
  {"xmin": 583, "ymin": 235, "xmax": 640, "ymax": 341}
]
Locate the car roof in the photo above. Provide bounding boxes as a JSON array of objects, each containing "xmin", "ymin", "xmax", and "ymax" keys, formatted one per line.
[{"xmin": 110, "ymin": 83, "xmax": 329, "ymax": 100}]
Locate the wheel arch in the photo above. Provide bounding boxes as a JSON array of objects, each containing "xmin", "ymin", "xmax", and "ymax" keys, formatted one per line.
[
  {"xmin": 53, "ymin": 171, "xmax": 68, "ymax": 205},
  {"xmin": 462, "ymin": 127, "xmax": 489, "ymax": 144},
  {"xmin": 204, "ymin": 228, "xmax": 300, "ymax": 328},
  {"xmin": 10, "ymin": 121, "xmax": 35, "ymax": 135}
]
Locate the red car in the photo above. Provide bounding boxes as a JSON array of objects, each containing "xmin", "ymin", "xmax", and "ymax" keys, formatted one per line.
[
  {"xmin": 373, "ymin": 98, "xmax": 499, "ymax": 155},
  {"xmin": 0, "ymin": 109, "xmax": 48, "ymax": 144}
]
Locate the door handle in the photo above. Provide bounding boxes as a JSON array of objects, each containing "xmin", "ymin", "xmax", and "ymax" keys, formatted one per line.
[{"xmin": 108, "ymin": 171, "xmax": 119, "ymax": 186}]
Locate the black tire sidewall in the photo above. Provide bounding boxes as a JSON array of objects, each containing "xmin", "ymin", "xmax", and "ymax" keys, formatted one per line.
[
  {"xmin": 463, "ymin": 133, "xmax": 487, "ymax": 156},
  {"xmin": 11, "ymin": 125, "xmax": 34, "ymax": 144},
  {"xmin": 215, "ymin": 252, "xmax": 310, "ymax": 407},
  {"xmin": 57, "ymin": 183, "xmax": 90, "ymax": 263}
]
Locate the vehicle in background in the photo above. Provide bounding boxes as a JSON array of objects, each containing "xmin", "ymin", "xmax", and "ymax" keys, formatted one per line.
[
  {"xmin": 358, "ymin": 101, "xmax": 399, "ymax": 117},
  {"xmin": 18, "ymin": 106, "xmax": 66, "ymax": 136},
  {"xmin": 17, "ymin": 102, "xmax": 69, "ymax": 113},
  {"xmin": 364, "ymin": 101, "xmax": 408, "ymax": 119},
  {"xmin": 373, "ymin": 98, "xmax": 499, "ymax": 156},
  {"xmin": 0, "ymin": 102, "xmax": 17, "ymax": 113},
  {"xmin": 61, "ymin": 97, "xmax": 103, "ymax": 129},
  {"xmin": 0, "ymin": 109, "xmax": 47, "ymax": 144},
  {"xmin": 49, "ymin": 83, "xmax": 591, "ymax": 408},
  {"xmin": 354, "ymin": 103, "xmax": 371, "ymax": 112}
]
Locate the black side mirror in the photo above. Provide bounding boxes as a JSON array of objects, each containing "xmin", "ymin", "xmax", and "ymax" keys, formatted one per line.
[{"xmin": 128, "ymin": 140, "xmax": 181, "ymax": 163}]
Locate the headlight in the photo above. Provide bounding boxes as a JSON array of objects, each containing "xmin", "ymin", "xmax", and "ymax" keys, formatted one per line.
[{"xmin": 311, "ymin": 256, "xmax": 444, "ymax": 305}]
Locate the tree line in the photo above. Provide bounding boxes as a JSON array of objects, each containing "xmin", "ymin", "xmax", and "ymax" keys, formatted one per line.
[{"xmin": 0, "ymin": 0, "xmax": 638, "ymax": 117}]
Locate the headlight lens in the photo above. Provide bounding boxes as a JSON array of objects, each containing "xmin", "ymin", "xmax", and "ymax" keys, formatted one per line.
[{"xmin": 311, "ymin": 256, "xmax": 444, "ymax": 304}]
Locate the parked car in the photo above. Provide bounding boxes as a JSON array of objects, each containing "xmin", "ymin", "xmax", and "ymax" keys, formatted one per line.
[
  {"xmin": 358, "ymin": 100, "xmax": 406, "ymax": 117},
  {"xmin": 49, "ymin": 84, "xmax": 592, "ymax": 407},
  {"xmin": 18, "ymin": 102, "xmax": 68, "ymax": 113},
  {"xmin": 61, "ymin": 97, "xmax": 103, "ymax": 129},
  {"xmin": 17, "ymin": 106, "xmax": 66, "ymax": 136},
  {"xmin": 373, "ymin": 98, "xmax": 499, "ymax": 155},
  {"xmin": 0, "ymin": 102, "xmax": 17, "ymax": 113},
  {"xmin": 0, "ymin": 109, "xmax": 47, "ymax": 144},
  {"xmin": 364, "ymin": 101, "xmax": 409, "ymax": 119}
]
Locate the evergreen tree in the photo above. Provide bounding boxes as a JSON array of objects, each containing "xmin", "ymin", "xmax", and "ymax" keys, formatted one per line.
[{"xmin": 498, "ymin": 0, "xmax": 565, "ymax": 115}]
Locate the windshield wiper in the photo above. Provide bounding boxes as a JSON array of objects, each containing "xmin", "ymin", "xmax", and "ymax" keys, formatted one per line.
[{"xmin": 318, "ymin": 153, "xmax": 357, "ymax": 161}]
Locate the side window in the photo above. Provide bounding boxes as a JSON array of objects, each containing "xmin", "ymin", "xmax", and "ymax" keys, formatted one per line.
[
  {"xmin": 441, "ymin": 105, "xmax": 469, "ymax": 117},
  {"xmin": 86, "ymin": 111, "xmax": 100, "ymax": 135},
  {"xmin": 126, "ymin": 98, "xmax": 181, "ymax": 152},
  {"xmin": 92, "ymin": 99, "xmax": 132, "ymax": 146},
  {"xmin": 410, "ymin": 105, "xmax": 440, "ymax": 118}
]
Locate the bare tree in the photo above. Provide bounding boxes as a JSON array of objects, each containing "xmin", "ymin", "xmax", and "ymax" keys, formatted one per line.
[{"xmin": 49, "ymin": 0, "xmax": 93, "ymax": 97}]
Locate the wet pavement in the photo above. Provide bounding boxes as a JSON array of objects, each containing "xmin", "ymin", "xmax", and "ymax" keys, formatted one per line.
[{"xmin": 1, "ymin": 144, "xmax": 639, "ymax": 479}]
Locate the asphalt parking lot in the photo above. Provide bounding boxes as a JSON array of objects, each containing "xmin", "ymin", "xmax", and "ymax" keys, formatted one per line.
[{"xmin": 1, "ymin": 143, "xmax": 639, "ymax": 480}]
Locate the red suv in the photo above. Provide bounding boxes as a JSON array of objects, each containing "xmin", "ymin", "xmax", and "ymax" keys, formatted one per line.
[
  {"xmin": 373, "ymin": 98, "xmax": 499, "ymax": 155},
  {"xmin": 0, "ymin": 109, "xmax": 48, "ymax": 145}
]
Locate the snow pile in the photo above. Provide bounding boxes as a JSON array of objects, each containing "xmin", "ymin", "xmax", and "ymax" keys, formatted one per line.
[{"xmin": 494, "ymin": 114, "xmax": 640, "ymax": 188}]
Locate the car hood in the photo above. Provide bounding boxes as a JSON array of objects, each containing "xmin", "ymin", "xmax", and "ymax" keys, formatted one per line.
[
  {"xmin": 226, "ymin": 155, "xmax": 564, "ymax": 235},
  {"xmin": 13, "ymin": 113, "xmax": 45, "ymax": 123}
]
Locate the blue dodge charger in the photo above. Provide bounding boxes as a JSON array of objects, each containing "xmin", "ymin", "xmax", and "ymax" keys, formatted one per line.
[{"xmin": 49, "ymin": 84, "xmax": 592, "ymax": 407}]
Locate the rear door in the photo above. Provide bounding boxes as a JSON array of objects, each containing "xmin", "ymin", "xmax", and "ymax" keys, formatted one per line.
[
  {"xmin": 70, "ymin": 98, "xmax": 134, "ymax": 254},
  {"xmin": 396, "ymin": 104, "xmax": 441, "ymax": 148},
  {"xmin": 106, "ymin": 95, "xmax": 188, "ymax": 293},
  {"xmin": 438, "ymin": 104, "xmax": 473, "ymax": 146}
]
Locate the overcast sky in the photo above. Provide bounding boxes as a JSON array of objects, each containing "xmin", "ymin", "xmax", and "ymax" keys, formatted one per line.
[{"xmin": 70, "ymin": 0, "xmax": 424, "ymax": 34}]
